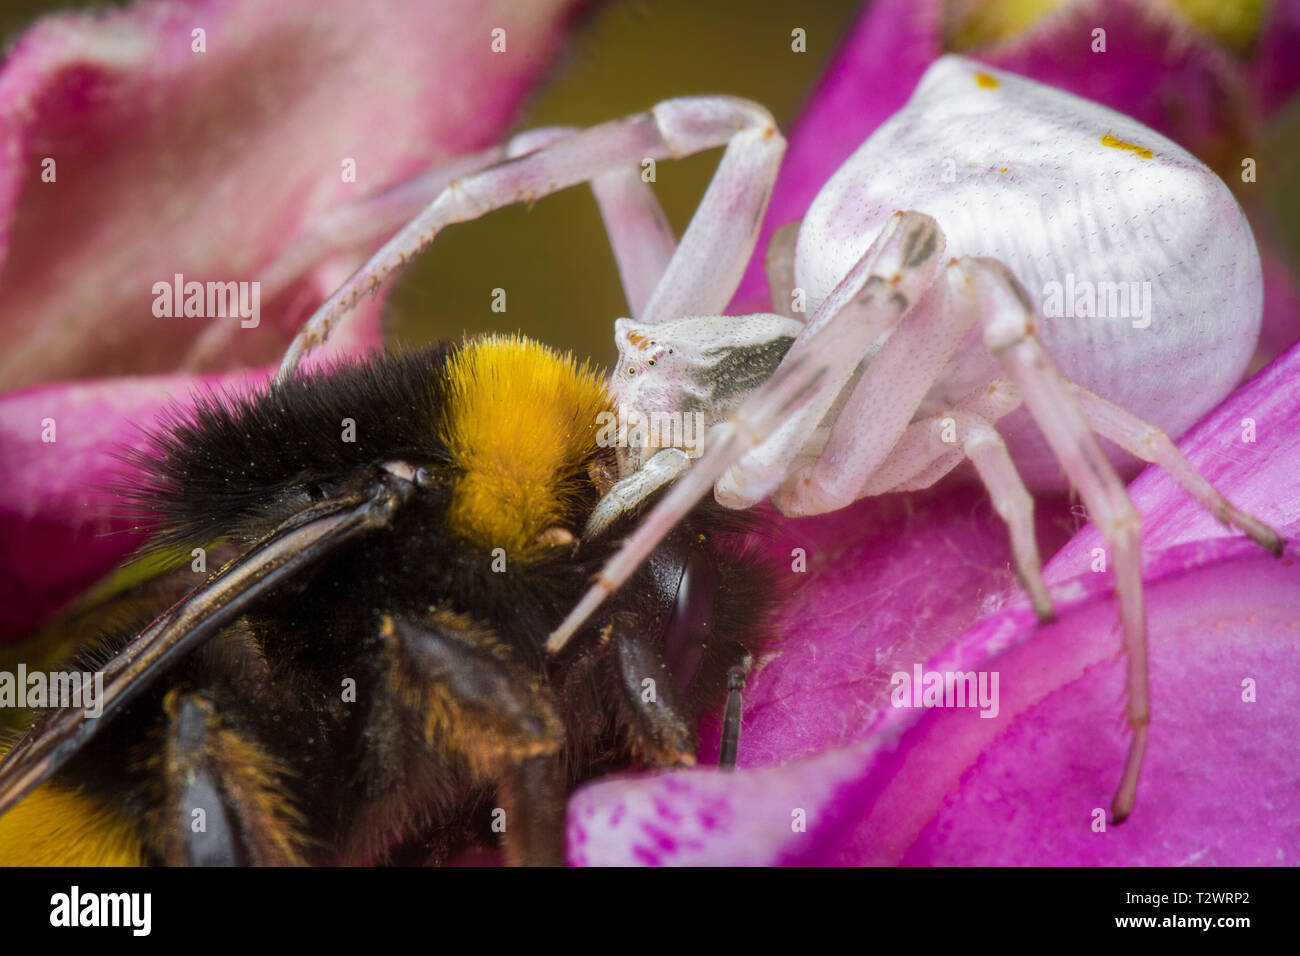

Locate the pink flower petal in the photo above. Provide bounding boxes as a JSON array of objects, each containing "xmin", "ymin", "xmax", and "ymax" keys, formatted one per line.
[
  {"xmin": 568, "ymin": 741, "xmax": 881, "ymax": 866},
  {"xmin": 0, "ymin": 365, "xmax": 268, "ymax": 641},
  {"xmin": 0, "ymin": 0, "xmax": 582, "ymax": 388},
  {"xmin": 894, "ymin": 540, "xmax": 1300, "ymax": 866},
  {"xmin": 1252, "ymin": 0, "xmax": 1300, "ymax": 118},
  {"xmin": 694, "ymin": 488, "xmax": 1075, "ymax": 767}
]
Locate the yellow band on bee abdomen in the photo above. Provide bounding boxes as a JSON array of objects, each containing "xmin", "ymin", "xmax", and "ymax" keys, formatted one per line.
[
  {"xmin": 0, "ymin": 778, "xmax": 142, "ymax": 867},
  {"xmin": 441, "ymin": 335, "xmax": 609, "ymax": 559}
]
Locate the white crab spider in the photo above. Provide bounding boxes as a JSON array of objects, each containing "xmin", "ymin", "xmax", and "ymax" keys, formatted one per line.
[{"xmin": 277, "ymin": 55, "xmax": 1282, "ymax": 823}]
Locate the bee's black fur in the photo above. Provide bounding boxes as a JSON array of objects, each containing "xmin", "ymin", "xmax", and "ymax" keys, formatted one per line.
[
  {"xmin": 20, "ymin": 343, "xmax": 777, "ymax": 865},
  {"xmin": 118, "ymin": 345, "xmax": 459, "ymax": 551}
]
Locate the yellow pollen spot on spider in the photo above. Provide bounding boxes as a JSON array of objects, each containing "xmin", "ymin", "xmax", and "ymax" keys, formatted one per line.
[
  {"xmin": 1100, "ymin": 133, "xmax": 1154, "ymax": 159},
  {"xmin": 974, "ymin": 72, "xmax": 999, "ymax": 89},
  {"xmin": 999, "ymin": 166, "xmax": 1008, "ymax": 173}
]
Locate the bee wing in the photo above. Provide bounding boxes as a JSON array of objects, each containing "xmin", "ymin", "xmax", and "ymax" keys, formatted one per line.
[{"xmin": 0, "ymin": 472, "xmax": 415, "ymax": 817}]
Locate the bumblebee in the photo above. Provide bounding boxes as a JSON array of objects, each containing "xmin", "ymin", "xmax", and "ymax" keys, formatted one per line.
[{"xmin": 0, "ymin": 335, "xmax": 773, "ymax": 866}]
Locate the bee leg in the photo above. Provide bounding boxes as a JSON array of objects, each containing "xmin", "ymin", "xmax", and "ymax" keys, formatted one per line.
[
  {"xmin": 718, "ymin": 650, "xmax": 753, "ymax": 769},
  {"xmin": 495, "ymin": 755, "xmax": 567, "ymax": 868},
  {"xmin": 377, "ymin": 613, "xmax": 567, "ymax": 866},
  {"xmin": 607, "ymin": 611, "xmax": 698, "ymax": 766},
  {"xmin": 149, "ymin": 690, "xmax": 306, "ymax": 866}
]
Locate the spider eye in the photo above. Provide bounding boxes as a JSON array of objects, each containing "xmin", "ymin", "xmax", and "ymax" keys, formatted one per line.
[
  {"xmin": 627, "ymin": 367, "xmax": 635, "ymax": 376},
  {"xmin": 647, "ymin": 359, "xmax": 655, "ymax": 366}
]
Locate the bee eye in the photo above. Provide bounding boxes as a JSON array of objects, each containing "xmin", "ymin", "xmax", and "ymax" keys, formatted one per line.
[
  {"xmin": 307, "ymin": 484, "xmax": 326, "ymax": 502},
  {"xmin": 663, "ymin": 547, "xmax": 717, "ymax": 694}
]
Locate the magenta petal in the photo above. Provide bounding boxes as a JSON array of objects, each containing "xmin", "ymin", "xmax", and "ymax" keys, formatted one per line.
[
  {"xmin": 893, "ymin": 540, "xmax": 1300, "ymax": 865},
  {"xmin": 0, "ymin": 364, "xmax": 270, "ymax": 641},
  {"xmin": 695, "ymin": 489, "xmax": 1075, "ymax": 767},
  {"xmin": 0, "ymin": 0, "xmax": 581, "ymax": 387},
  {"xmin": 1253, "ymin": 0, "xmax": 1300, "ymax": 118}
]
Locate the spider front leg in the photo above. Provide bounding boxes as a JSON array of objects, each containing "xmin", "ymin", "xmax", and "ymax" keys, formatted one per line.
[
  {"xmin": 590, "ymin": 165, "xmax": 677, "ymax": 320},
  {"xmin": 763, "ymin": 245, "xmax": 1056, "ymax": 620},
  {"xmin": 770, "ymin": 257, "xmax": 988, "ymax": 516},
  {"xmin": 275, "ymin": 97, "xmax": 785, "ymax": 383}
]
